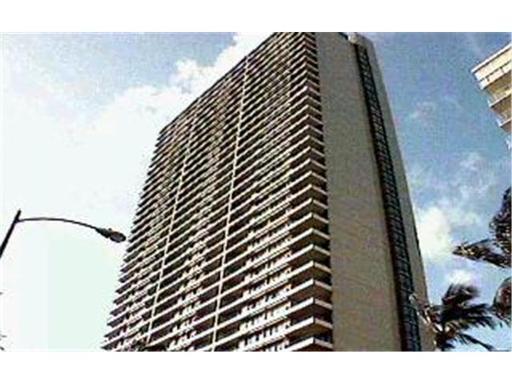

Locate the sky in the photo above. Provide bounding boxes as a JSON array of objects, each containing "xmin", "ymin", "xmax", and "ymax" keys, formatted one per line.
[{"xmin": 0, "ymin": 32, "xmax": 510, "ymax": 351}]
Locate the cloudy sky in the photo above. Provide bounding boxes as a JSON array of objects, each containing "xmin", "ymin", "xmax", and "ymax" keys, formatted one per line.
[{"xmin": 1, "ymin": 32, "xmax": 510, "ymax": 351}]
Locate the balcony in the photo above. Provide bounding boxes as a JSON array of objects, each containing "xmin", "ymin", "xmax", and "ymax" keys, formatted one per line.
[
  {"xmin": 498, "ymin": 109, "xmax": 511, "ymax": 132},
  {"xmin": 285, "ymin": 316, "xmax": 332, "ymax": 340},
  {"xmin": 285, "ymin": 336, "xmax": 333, "ymax": 351},
  {"xmin": 489, "ymin": 84, "xmax": 511, "ymax": 114},
  {"xmin": 286, "ymin": 298, "xmax": 331, "ymax": 320},
  {"xmin": 479, "ymin": 61, "xmax": 511, "ymax": 90},
  {"xmin": 288, "ymin": 279, "xmax": 331, "ymax": 302},
  {"xmin": 213, "ymin": 297, "xmax": 331, "ymax": 351}
]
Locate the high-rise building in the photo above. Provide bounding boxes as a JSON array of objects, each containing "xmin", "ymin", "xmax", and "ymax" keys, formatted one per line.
[
  {"xmin": 103, "ymin": 32, "xmax": 431, "ymax": 351},
  {"xmin": 472, "ymin": 43, "xmax": 511, "ymax": 133}
]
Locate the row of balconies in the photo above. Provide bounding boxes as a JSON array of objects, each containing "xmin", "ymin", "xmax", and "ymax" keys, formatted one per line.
[
  {"xmin": 138, "ymin": 182, "xmax": 327, "ymax": 302},
  {"xmin": 478, "ymin": 61, "xmax": 511, "ymax": 90},
  {"xmin": 140, "ymin": 131, "xmax": 233, "ymax": 214},
  {"xmin": 153, "ymin": 62, "xmax": 245, "ymax": 150},
  {"xmin": 239, "ymin": 315, "xmax": 331, "ymax": 352},
  {"xmin": 236, "ymin": 116, "xmax": 324, "ymax": 184},
  {"xmin": 240, "ymin": 35, "xmax": 310, "ymax": 87},
  {"xmin": 243, "ymin": 36, "xmax": 317, "ymax": 90},
  {"xmin": 148, "ymin": 211, "xmax": 329, "ymax": 326},
  {"xmin": 238, "ymin": 73, "xmax": 321, "ymax": 146},
  {"xmin": 150, "ymin": 113, "xmax": 239, "ymax": 185},
  {"xmin": 172, "ymin": 32, "xmax": 299, "ymax": 120},
  {"xmin": 239, "ymin": 74, "xmax": 319, "ymax": 135},
  {"xmin": 234, "ymin": 118, "xmax": 323, "ymax": 194},
  {"xmin": 143, "ymin": 113, "xmax": 239, "ymax": 204},
  {"xmin": 145, "ymin": 276, "xmax": 331, "ymax": 352},
  {"xmin": 132, "ymin": 180, "xmax": 178, "ymax": 231},
  {"xmin": 240, "ymin": 59, "xmax": 316, "ymax": 122},
  {"xmin": 232, "ymin": 137, "xmax": 324, "ymax": 209},
  {"xmin": 108, "ymin": 229, "xmax": 330, "ymax": 348},
  {"xmin": 109, "ymin": 270, "xmax": 330, "ymax": 352},
  {"xmin": 105, "ymin": 33, "xmax": 324, "ymax": 352},
  {"xmin": 283, "ymin": 336, "xmax": 333, "ymax": 351},
  {"xmin": 224, "ymin": 205, "xmax": 328, "ymax": 269},
  {"xmin": 125, "ymin": 157, "xmax": 233, "ymax": 262},
  {"xmin": 174, "ymin": 89, "xmax": 322, "ymax": 208},
  {"xmin": 236, "ymin": 127, "xmax": 325, "ymax": 201},
  {"xmin": 243, "ymin": 33, "xmax": 313, "ymax": 78},
  {"xmin": 230, "ymin": 162, "xmax": 326, "ymax": 234},
  {"xmin": 235, "ymin": 57, "xmax": 319, "ymax": 134},
  {"xmin": 108, "ymin": 86, "xmax": 326, "ymax": 340},
  {"xmin": 149, "ymin": 32, "xmax": 317, "ymax": 180},
  {"xmin": 179, "ymin": 285, "xmax": 331, "ymax": 352},
  {"xmin": 133, "ymin": 141, "xmax": 319, "ymax": 280},
  {"xmin": 150, "ymin": 33, "xmax": 315, "ymax": 161},
  {"xmin": 167, "ymin": 232, "xmax": 328, "ymax": 332},
  {"xmin": 226, "ymin": 196, "xmax": 314, "ymax": 251}
]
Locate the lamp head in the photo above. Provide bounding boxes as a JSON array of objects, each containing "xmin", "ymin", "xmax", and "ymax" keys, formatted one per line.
[{"xmin": 95, "ymin": 227, "xmax": 127, "ymax": 243}]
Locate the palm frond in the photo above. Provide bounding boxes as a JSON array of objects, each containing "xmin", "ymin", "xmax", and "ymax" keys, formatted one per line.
[
  {"xmin": 492, "ymin": 276, "xmax": 511, "ymax": 325},
  {"xmin": 412, "ymin": 284, "xmax": 496, "ymax": 351},
  {"xmin": 456, "ymin": 332, "xmax": 495, "ymax": 351},
  {"xmin": 453, "ymin": 239, "xmax": 510, "ymax": 268},
  {"xmin": 442, "ymin": 303, "xmax": 497, "ymax": 330},
  {"xmin": 435, "ymin": 333, "xmax": 456, "ymax": 351},
  {"xmin": 442, "ymin": 283, "xmax": 479, "ymax": 306},
  {"xmin": 490, "ymin": 187, "xmax": 511, "ymax": 257}
]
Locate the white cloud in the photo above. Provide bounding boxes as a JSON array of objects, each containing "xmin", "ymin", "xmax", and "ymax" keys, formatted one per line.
[
  {"xmin": 460, "ymin": 151, "xmax": 484, "ymax": 172},
  {"xmin": 413, "ymin": 151, "xmax": 497, "ymax": 263},
  {"xmin": 408, "ymin": 163, "xmax": 442, "ymax": 194},
  {"xmin": 1, "ymin": 32, "xmax": 269, "ymax": 350},
  {"xmin": 81, "ymin": 32, "xmax": 269, "ymax": 218},
  {"xmin": 445, "ymin": 269, "xmax": 478, "ymax": 285},
  {"xmin": 408, "ymin": 101, "xmax": 437, "ymax": 126},
  {"xmin": 416, "ymin": 206, "xmax": 455, "ymax": 262},
  {"xmin": 4, "ymin": 33, "xmax": 270, "ymax": 222},
  {"xmin": 171, "ymin": 33, "xmax": 268, "ymax": 95}
]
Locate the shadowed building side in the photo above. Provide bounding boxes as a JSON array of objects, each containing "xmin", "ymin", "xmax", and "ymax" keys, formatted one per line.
[{"xmin": 317, "ymin": 32, "xmax": 432, "ymax": 351}]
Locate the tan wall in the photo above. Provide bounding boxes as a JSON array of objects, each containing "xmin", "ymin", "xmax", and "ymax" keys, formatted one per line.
[
  {"xmin": 316, "ymin": 32, "xmax": 433, "ymax": 351},
  {"xmin": 316, "ymin": 33, "xmax": 401, "ymax": 351},
  {"xmin": 354, "ymin": 34, "xmax": 434, "ymax": 351}
]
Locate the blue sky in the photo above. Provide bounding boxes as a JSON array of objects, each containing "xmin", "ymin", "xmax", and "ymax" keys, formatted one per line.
[{"xmin": 0, "ymin": 32, "xmax": 510, "ymax": 351}]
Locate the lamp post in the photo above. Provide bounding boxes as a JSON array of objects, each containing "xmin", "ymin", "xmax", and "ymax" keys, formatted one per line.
[{"xmin": 0, "ymin": 209, "xmax": 126, "ymax": 261}]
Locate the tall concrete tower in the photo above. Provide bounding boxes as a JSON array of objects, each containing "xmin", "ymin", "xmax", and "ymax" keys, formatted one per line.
[{"xmin": 103, "ymin": 32, "xmax": 431, "ymax": 351}]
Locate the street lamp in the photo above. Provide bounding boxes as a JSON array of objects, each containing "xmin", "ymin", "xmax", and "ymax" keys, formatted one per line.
[{"xmin": 0, "ymin": 209, "xmax": 126, "ymax": 261}]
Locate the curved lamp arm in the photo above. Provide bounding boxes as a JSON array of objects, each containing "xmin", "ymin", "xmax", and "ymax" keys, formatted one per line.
[
  {"xmin": 18, "ymin": 217, "xmax": 100, "ymax": 230},
  {"xmin": 18, "ymin": 217, "xmax": 127, "ymax": 243},
  {"xmin": 0, "ymin": 210, "xmax": 126, "ymax": 261}
]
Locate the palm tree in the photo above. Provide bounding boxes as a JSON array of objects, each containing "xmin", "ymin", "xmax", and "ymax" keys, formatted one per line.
[
  {"xmin": 452, "ymin": 187, "xmax": 511, "ymax": 325},
  {"xmin": 453, "ymin": 239, "xmax": 510, "ymax": 269},
  {"xmin": 411, "ymin": 284, "xmax": 496, "ymax": 351},
  {"xmin": 493, "ymin": 276, "xmax": 511, "ymax": 325},
  {"xmin": 490, "ymin": 187, "xmax": 511, "ymax": 256}
]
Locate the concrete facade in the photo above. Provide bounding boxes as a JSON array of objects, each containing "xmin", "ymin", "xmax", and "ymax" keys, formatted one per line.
[
  {"xmin": 103, "ymin": 32, "xmax": 432, "ymax": 351},
  {"xmin": 317, "ymin": 33, "xmax": 431, "ymax": 350}
]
